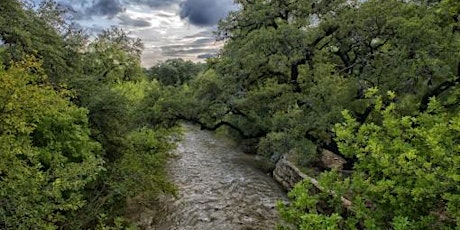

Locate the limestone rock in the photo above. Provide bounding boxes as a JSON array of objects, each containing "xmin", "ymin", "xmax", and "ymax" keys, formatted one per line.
[{"xmin": 320, "ymin": 149, "xmax": 346, "ymax": 170}]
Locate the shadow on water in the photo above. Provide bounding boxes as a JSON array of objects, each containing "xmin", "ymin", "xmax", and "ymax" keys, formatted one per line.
[{"xmin": 149, "ymin": 124, "xmax": 287, "ymax": 230}]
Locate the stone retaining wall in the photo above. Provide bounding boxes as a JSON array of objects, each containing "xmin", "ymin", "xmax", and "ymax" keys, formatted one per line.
[
  {"xmin": 273, "ymin": 153, "xmax": 354, "ymax": 209},
  {"xmin": 273, "ymin": 151, "xmax": 347, "ymax": 191},
  {"xmin": 272, "ymin": 155, "xmax": 308, "ymax": 191}
]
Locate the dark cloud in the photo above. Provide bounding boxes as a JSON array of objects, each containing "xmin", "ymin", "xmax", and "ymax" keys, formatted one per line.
[
  {"xmin": 35, "ymin": 0, "xmax": 226, "ymax": 64},
  {"xmin": 180, "ymin": 0, "xmax": 236, "ymax": 26},
  {"xmin": 86, "ymin": 0, "xmax": 125, "ymax": 18},
  {"xmin": 118, "ymin": 15, "xmax": 151, "ymax": 27},
  {"xmin": 55, "ymin": 0, "xmax": 235, "ymax": 26},
  {"xmin": 72, "ymin": 0, "xmax": 179, "ymax": 19}
]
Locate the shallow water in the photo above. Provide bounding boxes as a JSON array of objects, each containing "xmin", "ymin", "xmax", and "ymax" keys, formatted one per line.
[{"xmin": 152, "ymin": 124, "xmax": 287, "ymax": 230}]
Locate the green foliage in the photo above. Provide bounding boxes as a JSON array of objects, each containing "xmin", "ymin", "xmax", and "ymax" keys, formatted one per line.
[
  {"xmin": 85, "ymin": 27, "xmax": 144, "ymax": 82},
  {"xmin": 0, "ymin": 60, "xmax": 102, "ymax": 229},
  {"xmin": 0, "ymin": 2, "xmax": 179, "ymax": 228},
  {"xmin": 277, "ymin": 172, "xmax": 345, "ymax": 230},
  {"xmin": 194, "ymin": 1, "xmax": 460, "ymax": 227},
  {"xmin": 0, "ymin": 0, "xmax": 77, "ymax": 83},
  {"xmin": 147, "ymin": 58, "xmax": 205, "ymax": 86},
  {"xmin": 141, "ymin": 69, "xmax": 228, "ymax": 129},
  {"xmin": 3, "ymin": 0, "xmax": 460, "ymax": 229},
  {"xmin": 72, "ymin": 79, "xmax": 179, "ymax": 228},
  {"xmin": 172, "ymin": 0, "xmax": 460, "ymax": 172},
  {"xmin": 95, "ymin": 214, "xmax": 137, "ymax": 230},
  {"xmin": 109, "ymin": 128, "xmax": 177, "ymax": 199},
  {"xmin": 278, "ymin": 94, "xmax": 460, "ymax": 229}
]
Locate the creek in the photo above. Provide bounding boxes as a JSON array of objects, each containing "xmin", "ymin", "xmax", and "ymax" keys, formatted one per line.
[{"xmin": 152, "ymin": 124, "xmax": 287, "ymax": 230}]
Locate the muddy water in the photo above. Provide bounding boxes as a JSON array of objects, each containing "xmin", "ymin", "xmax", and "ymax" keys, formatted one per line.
[{"xmin": 153, "ymin": 124, "xmax": 287, "ymax": 230}]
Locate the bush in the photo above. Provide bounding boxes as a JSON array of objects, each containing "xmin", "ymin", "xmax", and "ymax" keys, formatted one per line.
[{"xmin": 278, "ymin": 94, "xmax": 460, "ymax": 229}]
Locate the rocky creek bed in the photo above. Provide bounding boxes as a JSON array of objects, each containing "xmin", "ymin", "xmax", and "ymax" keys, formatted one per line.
[{"xmin": 150, "ymin": 124, "xmax": 287, "ymax": 230}]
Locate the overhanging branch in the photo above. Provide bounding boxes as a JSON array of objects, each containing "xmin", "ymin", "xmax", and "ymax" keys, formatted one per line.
[{"xmin": 419, "ymin": 61, "xmax": 460, "ymax": 112}]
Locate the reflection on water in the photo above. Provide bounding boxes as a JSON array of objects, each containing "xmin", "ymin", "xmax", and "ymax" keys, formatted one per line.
[{"xmin": 152, "ymin": 124, "xmax": 287, "ymax": 230}]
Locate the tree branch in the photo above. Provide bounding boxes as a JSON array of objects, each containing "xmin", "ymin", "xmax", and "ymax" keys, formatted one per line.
[
  {"xmin": 419, "ymin": 61, "xmax": 460, "ymax": 112},
  {"xmin": 173, "ymin": 113, "xmax": 265, "ymax": 139}
]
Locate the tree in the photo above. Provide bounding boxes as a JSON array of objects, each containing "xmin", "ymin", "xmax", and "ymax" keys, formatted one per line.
[
  {"xmin": 147, "ymin": 58, "xmax": 205, "ymax": 86},
  {"xmin": 0, "ymin": 58, "xmax": 102, "ymax": 229},
  {"xmin": 278, "ymin": 92, "xmax": 460, "ymax": 229},
  {"xmin": 0, "ymin": 1, "xmax": 179, "ymax": 228},
  {"xmin": 70, "ymin": 26, "xmax": 146, "ymax": 107},
  {"xmin": 0, "ymin": 0, "xmax": 76, "ymax": 84},
  {"xmin": 67, "ymin": 79, "xmax": 178, "ymax": 229},
  {"xmin": 178, "ymin": 0, "xmax": 460, "ymax": 168}
]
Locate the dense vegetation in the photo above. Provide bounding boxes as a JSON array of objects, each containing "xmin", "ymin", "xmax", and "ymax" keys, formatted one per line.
[
  {"xmin": 159, "ymin": 0, "xmax": 459, "ymax": 229},
  {"xmin": 0, "ymin": 0, "xmax": 188, "ymax": 228},
  {"xmin": 1, "ymin": 0, "xmax": 459, "ymax": 229}
]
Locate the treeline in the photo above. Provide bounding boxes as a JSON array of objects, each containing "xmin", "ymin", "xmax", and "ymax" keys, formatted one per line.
[
  {"xmin": 0, "ymin": 0, "xmax": 202, "ymax": 229},
  {"xmin": 158, "ymin": 0, "xmax": 460, "ymax": 229},
  {"xmin": 2, "ymin": 0, "xmax": 459, "ymax": 229}
]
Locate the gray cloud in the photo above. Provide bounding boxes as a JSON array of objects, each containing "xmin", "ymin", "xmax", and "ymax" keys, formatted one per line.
[
  {"xmin": 72, "ymin": 0, "xmax": 178, "ymax": 19},
  {"xmin": 161, "ymin": 43, "xmax": 205, "ymax": 50},
  {"xmin": 36, "ymin": 0, "xmax": 226, "ymax": 65},
  {"xmin": 86, "ymin": 0, "xmax": 125, "ymax": 18},
  {"xmin": 54, "ymin": 0, "xmax": 236, "ymax": 27},
  {"xmin": 197, "ymin": 53, "xmax": 216, "ymax": 59},
  {"xmin": 162, "ymin": 47, "xmax": 219, "ymax": 56},
  {"xmin": 128, "ymin": 0, "xmax": 180, "ymax": 8},
  {"xmin": 159, "ymin": 40, "xmax": 219, "ymax": 57},
  {"xmin": 180, "ymin": 0, "xmax": 236, "ymax": 26},
  {"xmin": 118, "ymin": 15, "xmax": 151, "ymax": 27},
  {"xmin": 85, "ymin": 24, "xmax": 108, "ymax": 34},
  {"xmin": 156, "ymin": 12, "xmax": 176, "ymax": 18},
  {"xmin": 182, "ymin": 30, "xmax": 214, "ymax": 39}
]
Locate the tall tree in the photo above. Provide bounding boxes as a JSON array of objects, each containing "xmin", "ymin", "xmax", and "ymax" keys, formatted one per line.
[{"xmin": 181, "ymin": 0, "xmax": 460, "ymax": 169}]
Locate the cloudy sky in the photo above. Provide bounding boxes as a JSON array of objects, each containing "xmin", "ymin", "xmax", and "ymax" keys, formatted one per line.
[{"xmin": 34, "ymin": 0, "xmax": 237, "ymax": 67}]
